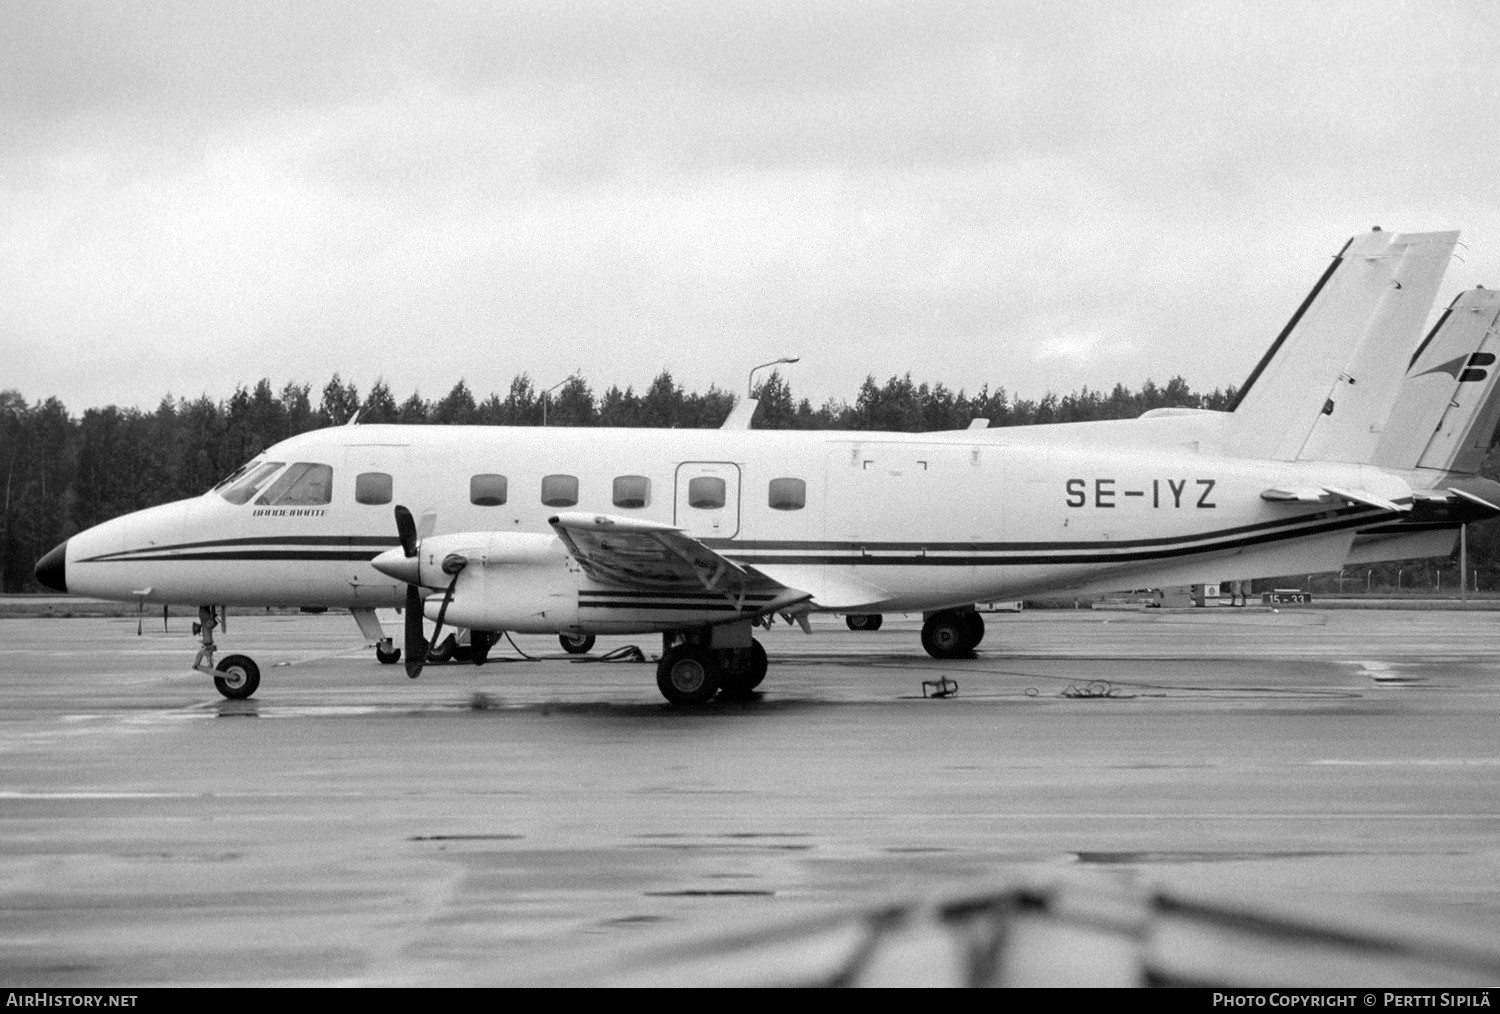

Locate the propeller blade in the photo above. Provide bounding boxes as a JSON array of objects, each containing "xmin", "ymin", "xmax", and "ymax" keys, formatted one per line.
[
  {"xmin": 395, "ymin": 505, "xmax": 418, "ymax": 558},
  {"xmin": 404, "ymin": 584, "xmax": 427, "ymax": 679}
]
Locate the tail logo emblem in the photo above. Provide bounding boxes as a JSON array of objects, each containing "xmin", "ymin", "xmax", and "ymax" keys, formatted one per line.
[{"xmin": 1413, "ymin": 351, "xmax": 1494, "ymax": 382}]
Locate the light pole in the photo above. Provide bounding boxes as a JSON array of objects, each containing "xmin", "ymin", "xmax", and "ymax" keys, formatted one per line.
[
  {"xmin": 541, "ymin": 375, "xmax": 574, "ymax": 427},
  {"xmin": 748, "ymin": 357, "xmax": 801, "ymax": 399}
]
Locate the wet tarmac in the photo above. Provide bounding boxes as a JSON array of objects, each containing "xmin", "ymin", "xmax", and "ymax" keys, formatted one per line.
[{"xmin": 1, "ymin": 608, "xmax": 1498, "ymax": 985}]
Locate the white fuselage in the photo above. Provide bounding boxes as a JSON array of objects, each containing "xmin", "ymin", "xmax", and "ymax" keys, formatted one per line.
[{"xmin": 57, "ymin": 417, "xmax": 1427, "ymax": 631}]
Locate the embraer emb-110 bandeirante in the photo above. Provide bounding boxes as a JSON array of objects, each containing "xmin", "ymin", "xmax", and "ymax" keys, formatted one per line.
[{"xmin": 33, "ymin": 228, "xmax": 1500, "ymax": 704}]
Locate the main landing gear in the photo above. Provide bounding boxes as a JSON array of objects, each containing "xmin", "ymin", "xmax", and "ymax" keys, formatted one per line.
[
  {"xmin": 193, "ymin": 605, "xmax": 263, "ymax": 700},
  {"xmin": 656, "ymin": 625, "xmax": 769, "ymax": 705},
  {"xmin": 845, "ymin": 613, "xmax": 884, "ymax": 631},
  {"xmin": 352, "ymin": 607, "xmax": 401, "ymax": 665},
  {"xmin": 921, "ymin": 608, "xmax": 984, "ymax": 660}
]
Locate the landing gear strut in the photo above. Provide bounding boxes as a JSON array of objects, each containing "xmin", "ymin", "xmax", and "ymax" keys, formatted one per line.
[
  {"xmin": 921, "ymin": 609, "xmax": 984, "ymax": 660},
  {"xmin": 351, "ymin": 607, "xmax": 400, "ymax": 665},
  {"xmin": 193, "ymin": 605, "xmax": 263, "ymax": 700}
]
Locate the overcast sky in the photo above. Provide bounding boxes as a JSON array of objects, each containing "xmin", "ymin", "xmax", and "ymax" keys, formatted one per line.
[{"xmin": 4, "ymin": 0, "xmax": 1500, "ymax": 413}]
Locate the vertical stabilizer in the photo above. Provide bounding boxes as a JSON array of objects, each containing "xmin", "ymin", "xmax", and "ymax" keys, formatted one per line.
[
  {"xmin": 1226, "ymin": 230, "xmax": 1458, "ymax": 462},
  {"xmin": 1374, "ymin": 288, "xmax": 1500, "ymax": 473}
]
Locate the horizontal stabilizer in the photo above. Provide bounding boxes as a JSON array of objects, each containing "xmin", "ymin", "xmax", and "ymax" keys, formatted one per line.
[
  {"xmin": 1321, "ymin": 486, "xmax": 1409, "ymax": 513},
  {"xmin": 1261, "ymin": 486, "xmax": 1409, "ymax": 512},
  {"xmin": 1260, "ymin": 487, "xmax": 1333, "ymax": 503},
  {"xmin": 1448, "ymin": 486, "xmax": 1500, "ymax": 513}
]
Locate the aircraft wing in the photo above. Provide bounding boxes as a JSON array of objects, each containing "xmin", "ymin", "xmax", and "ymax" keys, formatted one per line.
[{"xmin": 547, "ymin": 512, "xmax": 799, "ymax": 603}]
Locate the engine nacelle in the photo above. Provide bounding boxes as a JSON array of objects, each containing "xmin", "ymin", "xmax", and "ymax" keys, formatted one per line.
[{"xmin": 419, "ymin": 532, "xmax": 580, "ymax": 634}]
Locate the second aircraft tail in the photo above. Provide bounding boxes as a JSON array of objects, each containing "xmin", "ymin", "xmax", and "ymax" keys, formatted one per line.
[{"xmin": 1372, "ymin": 288, "xmax": 1500, "ymax": 474}]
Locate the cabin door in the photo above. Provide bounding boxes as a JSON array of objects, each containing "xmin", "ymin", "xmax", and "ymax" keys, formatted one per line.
[
  {"xmin": 343, "ymin": 443, "xmax": 411, "ymax": 601},
  {"xmin": 673, "ymin": 461, "xmax": 742, "ymax": 539}
]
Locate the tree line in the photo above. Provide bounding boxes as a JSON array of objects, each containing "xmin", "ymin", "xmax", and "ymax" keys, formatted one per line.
[{"xmin": 3, "ymin": 370, "xmax": 1494, "ymax": 595}]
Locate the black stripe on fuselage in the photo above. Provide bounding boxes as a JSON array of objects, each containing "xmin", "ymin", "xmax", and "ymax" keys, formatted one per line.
[
  {"xmin": 580, "ymin": 590, "xmax": 780, "ymax": 601},
  {"xmin": 87, "ymin": 550, "xmax": 387, "ymax": 563},
  {"xmin": 579, "ymin": 600, "xmax": 763, "ymax": 612},
  {"xmin": 79, "ymin": 534, "xmax": 398, "ymax": 564},
  {"xmin": 703, "ymin": 503, "xmax": 1377, "ymax": 554},
  {"xmin": 79, "ymin": 505, "xmax": 1389, "ymax": 570},
  {"xmin": 726, "ymin": 508, "xmax": 1385, "ymax": 567}
]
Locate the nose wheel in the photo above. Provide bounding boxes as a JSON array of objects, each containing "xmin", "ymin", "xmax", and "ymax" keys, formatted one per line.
[{"xmin": 213, "ymin": 654, "xmax": 261, "ymax": 700}]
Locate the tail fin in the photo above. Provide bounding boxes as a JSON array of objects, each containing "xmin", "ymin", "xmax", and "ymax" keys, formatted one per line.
[
  {"xmin": 1374, "ymin": 288, "xmax": 1500, "ymax": 473},
  {"xmin": 1225, "ymin": 230, "xmax": 1458, "ymax": 462}
]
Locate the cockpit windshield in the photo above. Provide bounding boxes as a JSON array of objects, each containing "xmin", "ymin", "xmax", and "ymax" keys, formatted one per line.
[
  {"xmin": 218, "ymin": 461, "xmax": 285, "ymax": 505},
  {"xmin": 255, "ymin": 463, "xmax": 333, "ymax": 506}
]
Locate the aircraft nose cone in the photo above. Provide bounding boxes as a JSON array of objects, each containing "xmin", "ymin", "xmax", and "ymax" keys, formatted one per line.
[
  {"xmin": 34, "ymin": 540, "xmax": 68, "ymax": 593},
  {"xmin": 371, "ymin": 547, "xmax": 420, "ymax": 585}
]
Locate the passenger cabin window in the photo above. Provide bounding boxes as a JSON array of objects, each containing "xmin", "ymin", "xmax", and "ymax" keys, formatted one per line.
[
  {"xmin": 256, "ymin": 462, "xmax": 333, "ymax": 506},
  {"xmin": 470, "ymin": 473, "xmax": 508, "ymax": 507},
  {"xmin": 612, "ymin": 475, "xmax": 650, "ymax": 509},
  {"xmin": 541, "ymin": 474, "xmax": 579, "ymax": 508},
  {"xmin": 219, "ymin": 461, "xmax": 284, "ymax": 505},
  {"xmin": 687, "ymin": 476, "xmax": 726, "ymax": 509},
  {"xmin": 768, "ymin": 477, "xmax": 806, "ymax": 511},
  {"xmin": 355, "ymin": 472, "xmax": 393, "ymax": 505}
]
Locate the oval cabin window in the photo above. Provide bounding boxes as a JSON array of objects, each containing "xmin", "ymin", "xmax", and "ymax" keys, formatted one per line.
[
  {"xmin": 768, "ymin": 477, "xmax": 806, "ymax": 511},
  {"xmin": 612, "ymin": 475, "xmax": 650, "ymax": 509},
  {"xmin": 687, "ymin": 476, "xmax": 726, "ymax": 509},
  {"xmin": 470, "ymin": 474, "xmax": 508, "ymax": 507},
  {"xmin": 355, "ymin": 472, "xmax": 393, "ymax": 505},
  {"xmin": 541, "ymin": 474, "xmax": 579, "ymax": 508}
]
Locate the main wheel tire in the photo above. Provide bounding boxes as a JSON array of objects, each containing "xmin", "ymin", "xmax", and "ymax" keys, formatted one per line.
[
  {"xmin": 719, "ymin": 640, "xmax": 768, "ymax": 698},
  {"xmin": 656, "ymin": 646, "xmax": 722, "ymax": 705},
  {"xmin": 963, "ymin": 611, "xmax": 985, "ymax": 648},
  {"xmin": 213, "ymin": 654, "xmax": 261, "ymax": 700},
  {"xmin": 375, "ymin": 643, "xmax": 401, "ymax": 665},
  {"xmin": 428, "ymin": 633, "xmax": 458, "ymax": 663},
  {"xmin": 846, "ymin": 613, "xmax": 884, "ymax": 631},
  {"xmin": 559, "ymin": 632, "xmax": 596, "ymax": 654},
  {"xmin": 921, "ymin": 611, "xmax": 972, "ymax": 660}
]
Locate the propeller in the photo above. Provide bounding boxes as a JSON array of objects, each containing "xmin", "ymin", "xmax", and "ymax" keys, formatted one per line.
[
  {"xmin": 387, "ymin": 505, "xmax": 469, "ymax": 680},
  {"xmin": 395, "ymin": 504, "xmax": 418, "ymax": 558},
  {"xmin": 403, "ymin": 584, "xmax": 428, "ymax": 678}
]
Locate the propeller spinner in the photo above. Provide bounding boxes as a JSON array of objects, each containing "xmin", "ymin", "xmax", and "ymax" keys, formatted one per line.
[{"xmin": 372, "ymin": 506, "xmax": 467, "ymax": 679}]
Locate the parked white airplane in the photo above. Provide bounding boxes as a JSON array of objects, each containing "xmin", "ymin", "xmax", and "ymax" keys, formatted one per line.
[{"xmin": 33, "ymin": 229, "xmax": 1500, "ymax": 704}]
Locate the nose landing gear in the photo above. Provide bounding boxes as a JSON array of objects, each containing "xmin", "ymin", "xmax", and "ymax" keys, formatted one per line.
[
  {"xmin": 192, "ymin": 605, "xmax": 264, "ymax": 700},
  {"xmin": 213, "ymin": 655, "xmax": 261, "ymax": 700}
]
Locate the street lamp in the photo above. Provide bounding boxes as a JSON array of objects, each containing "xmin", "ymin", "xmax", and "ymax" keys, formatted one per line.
[
  {"xmin": 748, "ymin": 357, "xmax": 801, "ymax": 399},
  {"xmin": 541, "ymin": 374, "xmax": 575, "ymax": 427}
]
